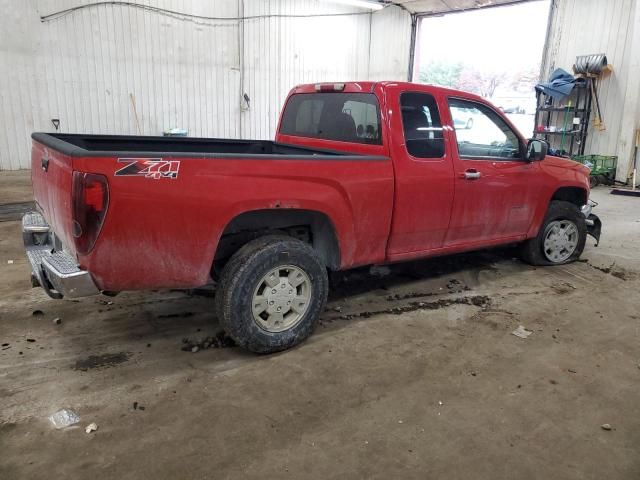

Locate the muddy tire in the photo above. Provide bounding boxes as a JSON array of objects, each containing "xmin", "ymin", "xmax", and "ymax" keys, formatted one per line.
[
  {"xmin": 215, "ymin": 235, "xmax": 328, "ymax": 354},
  {"xmin": 520, "ymin": 200, "xmax": 587, "ymax": 266}
]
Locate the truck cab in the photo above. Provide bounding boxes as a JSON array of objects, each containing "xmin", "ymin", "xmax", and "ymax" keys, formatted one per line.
[{"xmin": 276, "ymin": 81, "xmax": 598, "ymax": 261}]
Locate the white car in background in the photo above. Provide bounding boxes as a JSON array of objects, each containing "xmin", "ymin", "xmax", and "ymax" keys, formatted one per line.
[
  {"xmin": 452, "ymin": 107, "xmax": 476, "ymax": 129},
  {"xmin": 493, "ymin": 97, "xmax": 537, "ymax": 115}
]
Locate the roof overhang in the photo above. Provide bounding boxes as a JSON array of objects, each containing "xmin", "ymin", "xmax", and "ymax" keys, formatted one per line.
[{"xmin": 389, "ymin": 0, "xmax": 539, "ymax": 15}]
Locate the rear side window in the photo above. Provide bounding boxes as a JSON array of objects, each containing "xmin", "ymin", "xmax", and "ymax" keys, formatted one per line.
[
  {"xmin": 400, "ymin": 92, "xmax": 445, "ymax": 158},
  {"xmin": 280, "ymin": 93, "xmax": 382, "ymax": 145}
]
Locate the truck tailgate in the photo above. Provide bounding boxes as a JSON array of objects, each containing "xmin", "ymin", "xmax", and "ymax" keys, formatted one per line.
[{"xmin": 31, "ymin": 139, "xmax": 76, "ymax": 255}]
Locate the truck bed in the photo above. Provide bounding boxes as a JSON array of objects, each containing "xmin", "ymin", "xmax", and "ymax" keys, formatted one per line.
[
  {"xmin": 32, "ymin": 133, "xmax": 372, "ymax": 159},
  {"xmin": 30, "ymin": 131, "xmax": 394, "ymax": 291}
]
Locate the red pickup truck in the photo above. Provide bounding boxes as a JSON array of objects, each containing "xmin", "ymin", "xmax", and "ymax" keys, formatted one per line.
[{"xmin": 25, "ymin": 81, "xmax": 601, "ymax": 353}]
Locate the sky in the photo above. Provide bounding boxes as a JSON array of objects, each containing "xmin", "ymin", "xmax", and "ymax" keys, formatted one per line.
[{"xmin": 414, "ymin": 0, "xmax": 551, "ymax": 74}]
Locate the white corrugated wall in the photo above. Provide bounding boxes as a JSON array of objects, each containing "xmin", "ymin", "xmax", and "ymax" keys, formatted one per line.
[
  {"xmin": 0, "ymin": 1, "xmax": 411, "ymax": 170},
  {"xmin": 369, "ymin": 5, "xmax": 412, "ymax": 80},
  {"xmin": 241, "ymin": 0, "xmax": 374, "ymax": 139},
  {"xmin": 0, "ymin": 0, "xmax": 243, "ymax": 170},
  {"xmin": 542, "ymin": 0, "xmax": 640, "ymax": 180}
]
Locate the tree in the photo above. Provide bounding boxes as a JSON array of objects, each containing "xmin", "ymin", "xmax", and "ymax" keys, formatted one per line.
[
  {"xmin": 418, "ymin": 61, "xmax": 463, "ymax": 88},
  {"xmin": 509, "ymin": 67, "xmax": 540, "ymax": 93},
  {"xmin": 456, "ymin": 67, "xmax": 506, "ymax": 98}
]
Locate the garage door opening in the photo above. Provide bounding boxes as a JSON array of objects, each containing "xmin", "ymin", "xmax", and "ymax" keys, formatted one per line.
[{"xmin": 412, "ymin": 0, "xmax": 551, "ymax": 137}]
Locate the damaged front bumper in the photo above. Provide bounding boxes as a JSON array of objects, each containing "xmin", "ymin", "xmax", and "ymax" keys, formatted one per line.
[
  {"xmin": 22, "ymin": 211, "xmax": 99, "ymax": 299},
  {"xmin": 581, "ymin": 202, "xmax": 602, "ymax": 246}
]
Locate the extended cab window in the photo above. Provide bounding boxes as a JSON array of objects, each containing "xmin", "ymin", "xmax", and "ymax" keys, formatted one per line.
[
  {"xmin": 400, "ymin": 92, "xmax": 445, "ymax": 158},
  {"xmin": 448, "ymin": 98, "xmax": 521, "ymax": 160},
  {"xmin": 280, "ymin": 93, "xmax": 381, "ymax": 145}
]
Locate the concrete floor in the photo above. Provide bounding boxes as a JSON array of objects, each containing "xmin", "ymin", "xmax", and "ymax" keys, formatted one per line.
[{"xmin": 1, "ymin": 170, "xmax": 639, "ymax": 479}]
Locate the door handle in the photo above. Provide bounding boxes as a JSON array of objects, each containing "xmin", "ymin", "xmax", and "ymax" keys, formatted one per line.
[{"xmin": 460, "ymin": 169, "xmax": 481, "ymax": 180}]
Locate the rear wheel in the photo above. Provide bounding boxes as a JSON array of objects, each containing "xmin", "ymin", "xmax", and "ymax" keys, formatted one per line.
[
  {"xmin": 520, "ymin": 200, "xmax": 587, "ymax": 266},
  {"xmin": 215, "ymin": 235, "xmax": 328, "ymax": 353}
]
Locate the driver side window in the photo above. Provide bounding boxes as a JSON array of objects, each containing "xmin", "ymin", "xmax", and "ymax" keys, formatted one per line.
[{"xmin": 448, "ymin": 98, "xmax": 521, "ymax": 160}]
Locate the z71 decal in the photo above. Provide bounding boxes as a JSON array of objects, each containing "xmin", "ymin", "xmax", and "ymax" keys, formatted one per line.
[{"xmin": 115, "ymin": 158, "xmax": 180, "ymax": 179}]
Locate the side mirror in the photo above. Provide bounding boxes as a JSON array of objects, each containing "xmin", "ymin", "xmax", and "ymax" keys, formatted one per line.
[{"xmin": 525, "ymin": 139, "xmax": 548, "ymax": 162}]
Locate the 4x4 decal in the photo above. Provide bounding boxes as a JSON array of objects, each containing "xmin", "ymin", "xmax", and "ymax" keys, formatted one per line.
[{"xmin": 115, "ymin": 158, "xmax": 180, "ymax": 179}]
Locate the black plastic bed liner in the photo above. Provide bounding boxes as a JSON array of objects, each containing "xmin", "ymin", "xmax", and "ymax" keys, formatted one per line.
[{"xmin": 32, "ymin": 132, "xmax": 387, "ymax": 161}]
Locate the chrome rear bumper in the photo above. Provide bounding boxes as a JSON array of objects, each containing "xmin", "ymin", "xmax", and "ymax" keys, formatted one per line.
[{"xmin": 22, "ymin": 211, "xmax": 99, "ymax": 299}]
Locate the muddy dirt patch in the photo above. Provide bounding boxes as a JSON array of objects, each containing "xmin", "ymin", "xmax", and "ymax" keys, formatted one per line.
[
  {"xmin": 74, "ymin": 352, "xmax": 132, "ymax": 371},
  {"xmin": 181, "ymin": 330, "xmax": 236, "ymax": 352},
  {"xmin": 551, "ymin": 282, "xmax": 576, "ymax": 294},
  {"xmin": 326, "ymin": 295, "xmax": 491, "ymax": 322},
  {"xmin": 587, "ymin": 262, "xmax": 637, "ymax": 281}
]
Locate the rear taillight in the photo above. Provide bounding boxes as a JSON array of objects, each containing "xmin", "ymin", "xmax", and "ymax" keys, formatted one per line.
[{"xmin": 72, "ymin": 172, "xmax": 109, "ymax": 254}]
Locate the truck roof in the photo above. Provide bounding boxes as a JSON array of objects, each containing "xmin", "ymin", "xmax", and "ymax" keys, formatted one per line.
[{"xmin": 291, "ymin": 81, "xmax": 487, "ymax": 103}]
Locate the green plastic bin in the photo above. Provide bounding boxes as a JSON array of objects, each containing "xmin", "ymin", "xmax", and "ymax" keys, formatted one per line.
[{"xmin": 571, "ymin": 154, "xmax": 617, "ymax": 186}]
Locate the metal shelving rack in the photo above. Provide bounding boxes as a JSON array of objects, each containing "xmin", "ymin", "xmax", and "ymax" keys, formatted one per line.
[{"xmin": 533, "ymin": 79, "xmax": 593, "ymax": 157}]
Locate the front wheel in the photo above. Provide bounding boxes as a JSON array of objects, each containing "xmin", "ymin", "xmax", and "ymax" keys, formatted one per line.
[
  {"xmin": 520, "ymin": 200, "xmax": 587, "ymax": 266},
  {"xmin": 215, "ymin": 235, "xmax": 328, "ymax": 354}
]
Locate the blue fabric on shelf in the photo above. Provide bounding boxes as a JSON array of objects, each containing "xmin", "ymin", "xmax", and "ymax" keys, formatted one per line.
[{"xmin": 535, "ymin": 68, "xmax": 585, "ymax": 100}]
